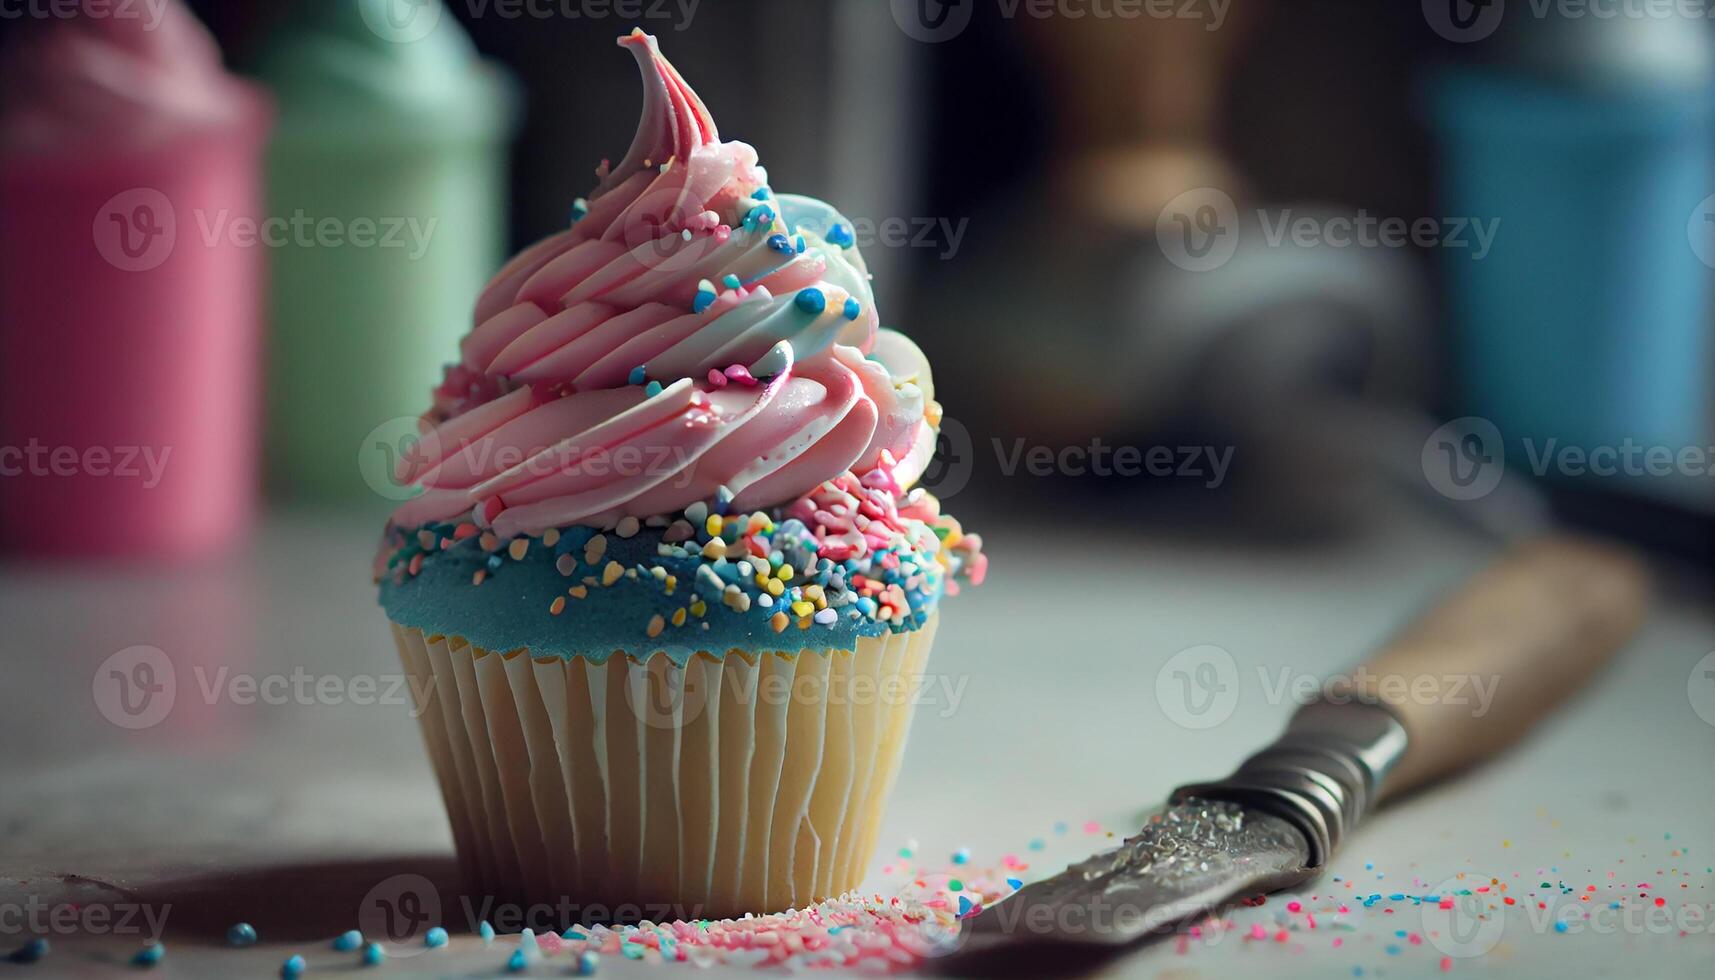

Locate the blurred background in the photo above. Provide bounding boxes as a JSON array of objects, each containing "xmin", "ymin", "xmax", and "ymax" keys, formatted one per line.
[
  {"xmin": 1, "ymin": 0, "xmax": 1711, "ymax": 568},
  {"xmin": 1, "ymin": 4, "xmax": 1713, "ymax": 973}
]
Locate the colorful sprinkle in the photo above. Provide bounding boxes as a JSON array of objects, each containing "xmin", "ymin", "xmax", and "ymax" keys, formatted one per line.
[
  {"xmin": 333, "ymin": 929, "xmax": 362, "ymax": 952},
  {"xmin": 281, "ymin": 954, "xmax": 306, "ymax": 979},
  {"xmin": 226, "ymin": 923, "xmax": 257, "ymax": 946}
]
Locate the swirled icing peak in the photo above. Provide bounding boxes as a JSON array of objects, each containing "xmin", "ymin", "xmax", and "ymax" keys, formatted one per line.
[{"xmin": 388, "ymin": 31, "xmax": 935, "ymax": 541}]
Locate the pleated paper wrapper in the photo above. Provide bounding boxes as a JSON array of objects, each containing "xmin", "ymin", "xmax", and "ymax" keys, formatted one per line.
[{"xmin": 390, "ymin": 613, "xmax": 938, "ymax": 919}]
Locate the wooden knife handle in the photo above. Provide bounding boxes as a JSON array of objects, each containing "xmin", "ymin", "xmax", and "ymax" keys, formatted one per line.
[{"xmin": 1354, "ymin": 536, "xmax": 1648, "ymax": 802}]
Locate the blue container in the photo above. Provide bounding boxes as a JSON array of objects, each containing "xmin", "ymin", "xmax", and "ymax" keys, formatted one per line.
[{"xmin": 1427, "ymin": 71, "xmax": 1711, "ymax": 497}]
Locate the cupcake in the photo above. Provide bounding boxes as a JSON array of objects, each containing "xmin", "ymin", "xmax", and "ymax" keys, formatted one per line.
[{"xmin": 377, "ymin": 31, "xmax": 986, "ymax": 920}]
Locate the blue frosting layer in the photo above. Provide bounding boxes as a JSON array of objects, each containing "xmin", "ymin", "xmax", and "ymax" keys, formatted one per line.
[{"xmin": 378, "ymin": 521, "xmax": 944, "ymax": 665}]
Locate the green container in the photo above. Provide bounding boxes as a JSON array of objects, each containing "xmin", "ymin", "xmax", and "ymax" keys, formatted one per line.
[{"xmin": 254, "ymin": 0, "xmax": 517, "ymax": 501}]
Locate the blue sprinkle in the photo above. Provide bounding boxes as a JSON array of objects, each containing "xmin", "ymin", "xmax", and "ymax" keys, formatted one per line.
[
  {"xmin": 644, "ymin": 380, "xmax": 663, "ymax": 397},
  {"xmin": 827, "ymin": 223, "xmax": 854, "ymax": 248},
  {"xmin": 569, "ymin": 198, "xmax": 589, "ymax": 224},
  {"xmin": 767, "ymin": 233, "xmax": 793, "ymax": 254},
  {"xmin": 1384, "ymin": 944, "xmax": 1401, "ymax": 955},
  {"xmin": 576, "ymin": 950, "xmax": 600, "ymax": 976},
  {"xmin": 227, "ymin": 923, "xmax": 257, "ymax": 947},
  {"xmin": 795, "ymin": 288, "xmax": 827, "ymax": 315},
  {"xmin": 361, "ymin": 942, "xmax": 386, "ymax": 967},
  {"xmin": 958, "ymin": 895, "xmax": 974, "ymax": 916},
  {"xmin": 486, "ymin": 554, "xmax": 503, "ymax": 570},
  {"xmin": 1352, "ymin": 969, "xmax": 1364, "ymax": 978},
  {"xmin": 692, "ymin": 279, "xmax": 717, "ymax": 314},
  {"xmin": 1006, "ymin": 877, "xmax": 1023, "ymax": 890},
  {"xmin": 715, "ymin": 485, "xmax": 734, "ymax": 514},
  {"xmin": 744, "ymin": 204, "xmax": 776, "ymax": 231},
  {"xmin": 1389, "ymin": 893, "xmax": 1405, "ymax": 901},
  {"xmin": 480, "ymin": 921, "xmax": 496, "ymax": 943},
  {"xmin": 1028, "ymin": 838, "xmax": 1045, "ymax": 851},
  {"xmin": 425, "ymin": 926, "xmax": 449, "ymax": 948},
  {"xmin": 1053, "ymin": 822, "xmax": 1069, "ymax": 835},
  {"xmin": 8, "ymin": 938, "xmax": 49, "ymax": 964},
  {"xmin": 951, "ymin": 847, "xmax": 971, "ymax": 865},
  {"xmin": 132, "ymin": 943, "xmax": 165, "ymax": 967},
  {"xmin": 753, "ymin": 187, "xmax": 771, "ymax": 200},
  {"xmin": 333, "ymin": 929, "xmax": 363, "ymax": 952},
  {"xmin": 1554, "ymin": 921, "xmax": 1569, "ymax": 933},
  {"xmin": 843, "ymin": 297, "xmax": 861, "ymax": 320},
  {"xmin": 722, "ymin": 273, "xmax": 741, "ymax": 289},
  {"xmin": 507, "ymin": 948, "xmax": 529, "ymax": 972},
  {"xmin": 794, "ymin": 234, "xmax": 807, "ymax": 253},
  {"xmin": 1365, "ymin": 862, "xmax": 1374, "ymax": 870},
  {"xmin": 627, "ymin": 365, "xmax": 647, "ymax": 386},
  {"xmin": 562, "ymin": 928, "xmax": 586, "ymax": 941},
  {"xmin": 281, "ymin": 954, "xmax": 307, "ymax": 979}
]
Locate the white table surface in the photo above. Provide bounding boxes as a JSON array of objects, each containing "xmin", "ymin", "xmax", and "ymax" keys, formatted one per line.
[{"xmin": 3, "ymin": 502, "xmax": 1711, "ymax": 978}]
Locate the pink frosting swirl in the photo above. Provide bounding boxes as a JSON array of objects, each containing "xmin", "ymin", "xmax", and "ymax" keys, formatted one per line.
[
  {"xmin": 0, "ymin": 0, "xmax": 263, "ymax": 156},
  {"xmin": 391, "ymin": 31, "xmax": 937, "ymax": 539}
]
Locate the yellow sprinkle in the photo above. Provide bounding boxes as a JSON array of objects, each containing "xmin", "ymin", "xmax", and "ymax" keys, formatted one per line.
[
  {"xmin": 766, "ymin": 578, "xmax": 784, "ymax": 597},
  {"xmin": 701, "ymin": 539, "xmax": 725, "ymax": 560},
  {"xmin": 770, "ymin": 612, "xmax": 789, "ymax": 633},
  {"xmin": 671, "ymin": 607, "xmax": 687, "ymax": 627},
  {"xmin": 797, "ymin": 616, "xmax": 813, "ymax": 630},
  {"xmin": 647, "ymin": 614, "xmax": 665, "ymax": 638},
  {"xmin": 803, "ymin": 584, "xmax": 825, "ymax": 606},
  {"xmin": 690, "ymin": 599, "xmax": 706, "ymax": 617},
  {"xmin": 602, "ymin": 561, "xmax": 624, "ymax": 586},
  {"xmin": 754, "ymin": 572, "xmax": 771, "ymax": 588},
  {"xmin": 705, "ymin": 514, "xmax": 723, "ymax": 537},
  {"xmin": 550, "ymin": 596, "xmax": 567, "ymax": 615},
  {"xmin": 479, "ymin": 533, "xmax": 500, "ymax": 552},
  {"xmin": 569, "ymin": 585, "xmax": 588, "ymax": 599},
  {"xmin": 664, "ymin": 575, "xmax": 676, "ymax": 595},
  {"xmin": 584, "ymin": 534, "xmax": 607, "ymax": 562},
  {"xmin": 776, "ymin": 564, "xmax": 794, "ymax": 581},
  {"xmin": 472, "ymin": 570, "xmax": 486, "ymax": 585},
  {"xmin": 508, "ymin": 538, "xmax": 529, "ymax": 561},
  {"xmin": 791, "ymin": 600, "xmax": 813, "ymax": 617},
  {"xmin": 542, "ymin": 528, "xmax": 560, "ymax": 547}
]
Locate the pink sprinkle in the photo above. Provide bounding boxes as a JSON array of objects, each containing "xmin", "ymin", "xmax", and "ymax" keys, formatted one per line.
[
  {"xmin": 706, "ymin": 369, "xmax": 728, "ymax": 387},
  {"xmin": 1441, "ymin": 955, "xmax": 1454, "ymax": 972},
  {"xmin": 724, "ymin": 364, "xmax": 756, "ymax": 385},
  {"xmin": 1273, "ymin": 929, "xmax": 1289, "ymax": 943},
  {"xmin": 1287, "ymin": 901, "xmax": 1303, "ymax": 913},
  {"xmin": 1248, "ymin": 924, "xmax": 1268, "ymax": 941},
  {"xmin": 1332, "ymin": 938, "xmax": 1343, "ymax": 948}
]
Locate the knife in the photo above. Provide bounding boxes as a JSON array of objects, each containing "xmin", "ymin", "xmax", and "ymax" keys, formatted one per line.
[{"xmin": 936, "ymin": 535, "xmax": 1648, "ymax": 971}]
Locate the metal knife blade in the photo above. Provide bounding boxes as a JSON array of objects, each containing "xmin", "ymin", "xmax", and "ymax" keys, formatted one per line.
[{"xmin": 931, "ymin": 701, "xmax": 1410, "ymax": 971}]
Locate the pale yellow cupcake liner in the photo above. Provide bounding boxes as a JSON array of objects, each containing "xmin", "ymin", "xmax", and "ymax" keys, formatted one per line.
[{"xmin": 390, "ymin": 613, "xmax": 938, "ymax": 920}]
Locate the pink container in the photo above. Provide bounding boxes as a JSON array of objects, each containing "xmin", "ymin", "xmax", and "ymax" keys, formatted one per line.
[{"xmin": 0, "ymin": 3, "xmax": 271, "ymax": 560}]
